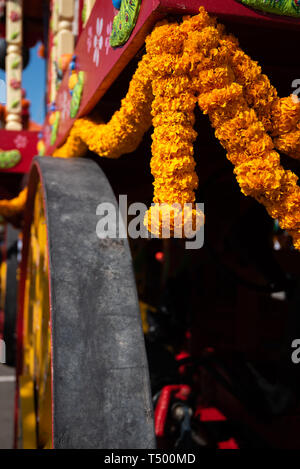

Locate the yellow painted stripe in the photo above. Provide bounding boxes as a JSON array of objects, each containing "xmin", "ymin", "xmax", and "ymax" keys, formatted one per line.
[{"xmin": 19, "ymin": 375, "xmax": 37, "ymax": 449}]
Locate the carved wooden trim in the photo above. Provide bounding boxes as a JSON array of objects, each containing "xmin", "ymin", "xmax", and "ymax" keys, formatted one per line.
[{"xmin": 6, "ymin": 0, "xmax": 23, "ymax": 131}]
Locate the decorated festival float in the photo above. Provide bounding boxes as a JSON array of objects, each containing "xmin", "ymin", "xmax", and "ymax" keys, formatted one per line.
[{"xmin": 0, "ymin": 0, "xmax": 300, "ymax": 449}]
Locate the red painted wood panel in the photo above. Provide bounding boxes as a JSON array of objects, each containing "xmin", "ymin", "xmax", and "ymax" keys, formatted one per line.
[
  {"xmin": 159, "ymin": 0, "xmax": 300, "ymax": 28},
  {"xmin": 0, "ymin": 130, "xmax": 38, "ymax": 174},
  {"xmin": 44, "ymin": 0, "xmax": 162, "ymax": 154},
  {"xmin": 44, "ymin": 0, "xmax": 300, "ymax": 155}
]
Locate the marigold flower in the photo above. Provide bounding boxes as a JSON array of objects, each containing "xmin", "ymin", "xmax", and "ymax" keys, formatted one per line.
[{"xmin": 4, "ymin": 7, "xmax": 300, "ymax": 250}]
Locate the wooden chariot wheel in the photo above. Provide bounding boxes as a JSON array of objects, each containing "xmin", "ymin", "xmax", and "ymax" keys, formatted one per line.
[{"xmin": 15, "ymin": 156, "xmax": 155, "ymax": 449}]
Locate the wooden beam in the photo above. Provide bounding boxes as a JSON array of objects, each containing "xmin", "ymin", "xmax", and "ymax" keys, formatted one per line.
[{"xmin": 6, "ymin": 0, "xmax": 23, "ymax": 131}]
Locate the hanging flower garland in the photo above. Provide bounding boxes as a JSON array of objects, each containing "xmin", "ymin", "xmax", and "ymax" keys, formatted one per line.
[
  {"xmin": 53, "ymin": 52, "xmax": 153, "ymax": 159},
  {"xmin": 182, "ymin": 7, "xmax": 300, "ymax": 250},
  {"xmin": 46, "ymin": 9, "xmax": 300, "ymax": 250},
  {"xmin": 143, "ymin": 21, "xmax": 203, "ymax": 237},
  {"xmin": 0, "ymin": 187, "xmax": 28, "ymax": 218},
  {"xmin": 1, "ymin": 7, "xmax": 300, "ymax": 250},
  {"xmin": 219, "ymin": 33, "xmax": 300, "ymax": 159}
]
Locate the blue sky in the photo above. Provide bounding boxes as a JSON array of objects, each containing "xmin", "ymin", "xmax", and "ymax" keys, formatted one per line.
[{"xmin": 0, "ymin": 42, "xmax": 46, "ymax": 125}]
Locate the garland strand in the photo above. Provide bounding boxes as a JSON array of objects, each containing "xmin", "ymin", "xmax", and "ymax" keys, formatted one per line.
[
  {"xmin": 0, "ymin": 187, "xmax": 28, "ymax": 218},
  {"xmin": 53, "ymin": 52, "xmax": 153, "ymax": 159},
  {"xmin": 0, "ymin": 53, "xmax": 154, "ymax": 220},
  {"xmin": 219, "ymin": 33, "xmax": 300, "ymax": 159},
  {"xmin": 143, "ymin": 22, "xmax": 203, "ymax": 237},
  {"xmin": 183, "ymin": 7, "xmax": 300, "ymax": 249}
]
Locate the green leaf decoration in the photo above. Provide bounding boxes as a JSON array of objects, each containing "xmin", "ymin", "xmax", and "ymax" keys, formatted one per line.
[
  {"xmin": 50, "ymin": 112, "xmax": 60, "ymax": 146},
  {"xmin": 240, "ymin": 0, "xmax": 300, "ymax": 17},
  {"xmin": 70, "ymin": 71, "xmax": 85, "ymax": 119},
  {"xmin": 12, "ymin": 59, "xmax": 20, "ymax": 69},
  {"xmin": 110, "ymin": 0, "xmax": 142, "ymax": 48},
  {"xmin": 10, "ymin": 31, "xmax": 19, "ymax": 40},
  {"xmin": 11, "ymin": 99, "xmax": 20, "ymax": 108},
  {"xmin": 0, "ymin": 149, "xmax": 21, "ymax": 169},
  {"xmin": 82, "ymin": 3, "xmax": 87, "ymax": 24},
  {"xmin": 38, "ymin": 146, "xmax": 45, "ymax": 156}
]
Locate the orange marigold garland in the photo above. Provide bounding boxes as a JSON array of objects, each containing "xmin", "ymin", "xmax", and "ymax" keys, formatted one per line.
[
  {"xmin": 0, "ymin": 53, "xmax": 154, "ymax": 220},
  {"xmin": 54, "ymin": 52, "xmax": 153, "ymax": 159},
  {"xmin": 220, "ymin": 32, "xmax": 300, "ymax": 159},
  {"xmin": 2, "ymin": 7, "xmax": 300, "ymax": 250},
  {"xmin": 143, "ymin": 22, "xmax": 203, "ymax": 237},
  {"xmin": 271, "ymin": 97, "xmax": 300, "ymax": 159},
  {"xmin": 184, "ymin": 7, "xmax": 300, "ymax": 250},
  {"xmin": 0, "ymin": 187, "xmax": 28, "ymax": 218}
]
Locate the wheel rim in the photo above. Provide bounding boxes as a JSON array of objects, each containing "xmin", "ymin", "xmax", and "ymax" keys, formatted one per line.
[{"xmin": 18, "ymin": 182, "xmax": 52, "ymax": 449}]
